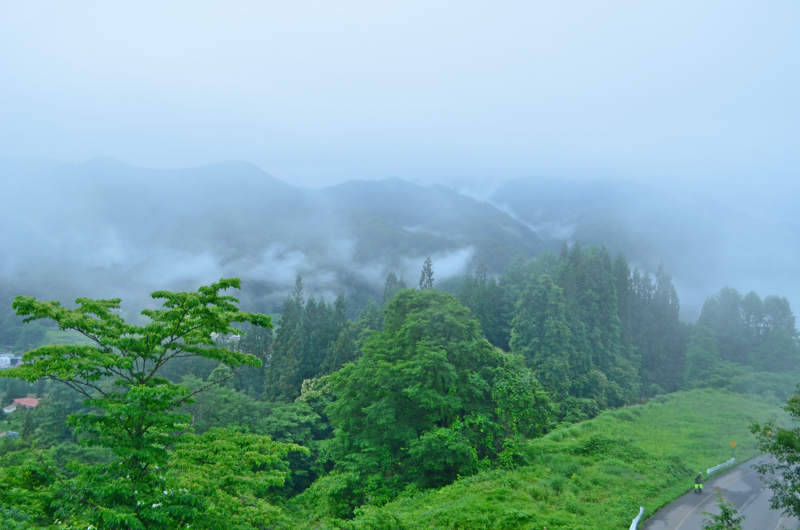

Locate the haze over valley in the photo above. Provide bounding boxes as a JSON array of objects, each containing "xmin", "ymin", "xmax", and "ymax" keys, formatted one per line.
[
  {"xmin": 2, "ymin": 155, "xmax": 796, "ymax": 322},
  {"xmin": 2, "ymin": 3, "xmax": 800, "ymax": 529}
]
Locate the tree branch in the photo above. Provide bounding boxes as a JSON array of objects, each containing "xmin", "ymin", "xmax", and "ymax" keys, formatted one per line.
[
  {"xmin": 29, "ymin": 445, "xmax": 103, "ymax": 511},
  {"xmin": 169, "ymin": 366, "xmax": 246, "ymax": 411}
]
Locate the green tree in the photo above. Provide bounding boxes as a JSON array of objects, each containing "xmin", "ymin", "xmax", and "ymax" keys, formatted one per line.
[
  {"xmin": 263, "ymin": 276, "xmax": 307, "ymax": 402},
  {"xmin": 698, "ymin": 288, "xmax": 798, "ymax": 372},
  {"xmin": 701, "ymin": 488, "xmax": 746, "ymax": 530},
  {"xmin": 763, "ymin": 295, "xmax": 798, "ymax": 338},
  {"xmin": 180, "ymin": 373, "xmax": 331, "ymax": 497},
  {"xmin": 683, "ymin": 325, "xmax": 723, "ymax": 387},
  {"xmin": 382, "ymin": 271, "xmax": 401, "ymax": 306},
  {"xmin": 459, "ymin": 263, "xmax": 508, "ymax": 350},
  {"xmin": 510, "ymin": 275, "xmax": 573, "ymax": 401},
  {"xmin": 556, "ymin": 244, "xmax": 638, "ymax": 407},
  {"xmin": 21, "ymin": 409, "xmax": 34, "ymax": 439},
  {"xmin": 0, "ymin": 278, "xmax": 305, "ymax": 529},
  {"xmin": 323, "ymin": 290, "xmax": 551, "ymax": 513},
  {"xmin": 699, "ymin": 288, "xmax": 749, "ymax": 364},
  {"xmin": 321, "ymin": 300, "xmax": 381, "ymax": 374},
  {"xmin": 233, "ymin": 323, "xmax": 274, "ymax": 398},
  {"xmin": 635, "ymin": 265, "xmax": 686, "ymax": 393},
  {"xmin": 741, "ymin": 291, "xmax": 764, "ymax": 346},
  {"xmin": 751, "ymin": 327, "xmax": 800, "ymax": 373},
  {"xmin": 30, "ymin": 382, "xmax": 85, "ymax": 446},
  {"xmin": 263, "ymin": 277, "xmax": 348, "ymax": 401},
  {"xmin": 613, "ymin": 253, "xmax": 635, "ymax": 366},
  {"xmin": 2, "ymin": 378, "xmax": 24, "ymax": 406},
  {"xmin": 419, "ymin": 256, "xmax": 434, "ymax": 290},
  {"xmin": 751, "ymin": 388, "xmax": 800, "ymax": 518}
]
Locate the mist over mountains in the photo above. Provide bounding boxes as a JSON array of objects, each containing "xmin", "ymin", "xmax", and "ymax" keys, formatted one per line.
[
  {"xmin": 491, "ymin": 178, "xmax": 800, "ymax": 318},
  {"xmin": 1, "ymin": 155, "xmax": 797, "ymax": 320}
]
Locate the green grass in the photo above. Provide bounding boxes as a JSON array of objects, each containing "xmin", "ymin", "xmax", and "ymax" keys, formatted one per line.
[
  {"xmin": 297, "ymin": 389, "xmax": 792, "ymax": 530},
  {"xmin": 44, "ymin": 330, "xmax": 95, "ymax": 347}
]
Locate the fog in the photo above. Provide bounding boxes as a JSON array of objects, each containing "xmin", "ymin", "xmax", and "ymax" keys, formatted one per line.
[{"xmin": 1, "ymin": 2, "xmax": 799, "ymax": 318}]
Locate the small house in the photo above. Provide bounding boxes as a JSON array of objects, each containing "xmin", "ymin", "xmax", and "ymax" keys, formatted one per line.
[{"xmin": 12, "ymin": 398, "xmax": 40, "ymax": 410}]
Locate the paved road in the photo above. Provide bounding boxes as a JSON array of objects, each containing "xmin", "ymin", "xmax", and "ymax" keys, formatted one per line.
[{"xmin": 642, "ymin": 458, "xmax": 798, "ymax": 530}]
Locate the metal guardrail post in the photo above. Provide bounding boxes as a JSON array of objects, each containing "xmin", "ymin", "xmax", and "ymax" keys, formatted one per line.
[
  {"xmin": 707, "ymin": 458, "xmax": 735, "ymax": 475},
  {"xmin": 629, "ymin": 506, "xmax": 644, "ymax": 529}
]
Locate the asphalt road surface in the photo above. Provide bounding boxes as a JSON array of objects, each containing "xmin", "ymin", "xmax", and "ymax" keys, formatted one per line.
[{"xmin": 642, "ymin": 457, "xmax": 798, "ymax": 530}]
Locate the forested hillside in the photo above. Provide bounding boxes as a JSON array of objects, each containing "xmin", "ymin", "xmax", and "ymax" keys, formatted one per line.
[{"xmin": 2, "ymin": 244, "xmax": 797, "ymax": 528}]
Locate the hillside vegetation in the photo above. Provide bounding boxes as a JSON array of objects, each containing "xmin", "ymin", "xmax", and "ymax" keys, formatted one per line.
[
  {"xmin": 292, "ymin": 389, "xmax": 789, "ymax": 529},
  {"xmin": 1, "ymin": 242, "xmax": 798, "ymax": 528}
]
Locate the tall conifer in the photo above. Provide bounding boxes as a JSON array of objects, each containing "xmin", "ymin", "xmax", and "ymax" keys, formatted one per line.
[{"xmin": 419, "ymin": 257, "xmax": 434, "ymax": 290}]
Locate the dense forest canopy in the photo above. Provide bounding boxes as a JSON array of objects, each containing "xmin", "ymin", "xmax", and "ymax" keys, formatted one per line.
[{"xmin": 1, "ymin": 245, "xmax": 799, "ymax": 528}]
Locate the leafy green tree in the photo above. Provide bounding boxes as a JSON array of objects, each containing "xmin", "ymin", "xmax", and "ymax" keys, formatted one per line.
[
  {"xmin": 21, "ymin": 409, "xmax": 34, "ymax": 439},
  {"xmin": 233, "ymin": 323, "xmax": 273, "ymax": 398},
  {"xmin": 510, "ymin": 275, "xmax": 573, "ymax": 401},
  {"xmin": 698, "ymin": 288, "xmax": 798, "ymax": 372},
  {"xmin": 30, "ymin": 382, "xmax": 85, "ymax": 446},
  {"xmin": 382, "ymin": 271, "xmax": 401, "ymax": 306},
  {"xmin": 699, "ymin": 288, "xmax": 749, "ymax": 364},
  {"xmin": 634, "ymin": 265, "xmax": 686, "ymax": 393},
  {"xmin": 2, "ymin": 378, "xmax": 24, "ymax": 407},
  {"xmin": 751, "ymin": 388, "xmax": 800, "ymax": 519},
  {"xmin": 180, "ymin": 373, "xmax": 330, "ymax": 496},
  {"xmin": 0, "ymin": 278, "xmax": 305, "ymax": 529},
  {"xmin": 323, "ymin": 290, "xmax": 551, "ymax": 513},
  {"xmin": 763, "ymin": 295, "xmax": 798, "ymax": 338},
  {"xmin": 419, "ymin": 256, "xmax": 434, "ymax": 290},
  {"xmin": 263, "ymin": 276, "xmax": 349, "ymax": 401},
  {"xmin": 321, "ymin": 300, "xmax": 381, "ymax": 374},
  {"xmin": 613, "ymin": 254, "xmax": 635, "ymax": 366},
  {"xmin": 0, "ymin": 502, "xmax": 30, "ymax": 530},
  {"xmin": 460, "ymin": 263, "xmax": 508, "ymax": 350},
  {"xmin": 751, "ymin": 327, "xmax": 800, "ymax": 373},
  {"xmin": 556, "ymin": 244, "xmax": 638, "ymax": 406},
  {"xmin": 741, "ymin": 291, "xmax": 764, "ymax": 345},
  {"xmin": 683, "ymin": 325, "xmax": 723, "ymax": 387},
  {"xmin": 263, "ymin": 275, "xmax": 307, "ymax": 401},
  {"xmin": 701, "ymin": 488, "xmax": 746, "ymax": 530}
]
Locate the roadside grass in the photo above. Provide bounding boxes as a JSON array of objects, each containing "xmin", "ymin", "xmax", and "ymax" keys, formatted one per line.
[{"xmin": 301, "ymin": 389, "xmax": 792, "ymax": 530}]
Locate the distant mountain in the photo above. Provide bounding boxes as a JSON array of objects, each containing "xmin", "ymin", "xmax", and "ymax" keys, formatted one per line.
[
  {"xmin": 2, "ymin": 157, "xmax": 796, "ymax": 319},
  {"xmin": 0, "ymin": 157, "xmax": 543, "ymax": 315},
  {"xmin": 491, "ymin": 177, "xmax": 800, "ymax": 319},
  {"xmin": 318, "ymin": 177, "xmax": 544, "ymax": 272}
]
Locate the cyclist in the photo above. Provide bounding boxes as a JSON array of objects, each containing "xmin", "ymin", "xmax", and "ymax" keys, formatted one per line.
[{"xmin": 694, "ymin": 473, "xmax": 703, "ymax": 493}]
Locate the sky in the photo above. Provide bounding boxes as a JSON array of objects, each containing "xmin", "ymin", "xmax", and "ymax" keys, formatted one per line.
[{"xmin": 1, "ymin": 1, "xmax": 799, "ymax": 209}]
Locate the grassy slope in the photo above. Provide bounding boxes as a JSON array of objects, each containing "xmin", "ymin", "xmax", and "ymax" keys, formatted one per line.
[
  {"xmin": 44, "ymin": 330, "xmax": 95, "ymax": 347},
  {"xmin": 304, "ymin": 389, "xmax": 792, "ymax": 530}
]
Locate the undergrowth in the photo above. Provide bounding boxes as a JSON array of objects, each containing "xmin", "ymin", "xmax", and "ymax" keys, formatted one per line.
[{"xmin": 289, "ymin": 388, "xmax": 792, "ymax": 530}]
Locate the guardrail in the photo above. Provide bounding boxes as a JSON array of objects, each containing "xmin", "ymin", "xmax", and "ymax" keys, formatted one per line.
[
  {"xmin": 707, "ymin": 458, "xmax": 735, "ymax": 475},
  {"xmin": 629, "ymin": 506, "xmax": 644, "ymax": 529}
]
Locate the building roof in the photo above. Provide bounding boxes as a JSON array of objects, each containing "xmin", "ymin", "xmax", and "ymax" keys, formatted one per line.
[{"xmin": 13, "ymin": 398, "xmax": 40, "ymax": 408}]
